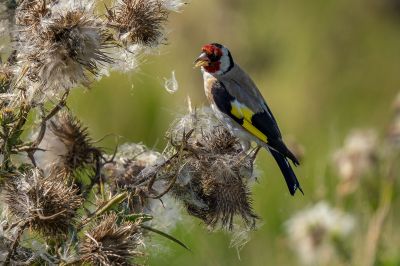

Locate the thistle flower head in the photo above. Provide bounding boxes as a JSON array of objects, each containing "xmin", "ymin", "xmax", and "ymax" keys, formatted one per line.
[
  {"xmin": 3, "ymin": 168, "xmax": 84, "ymax": 237},
  {"xmin": 15, "ymin": 0, "xmax": 113, "ymax": 101},
  {"xmin": 35, "ymin": 110, "xmax": 100, "ymax": 175},
  {"xmin": 286, "ymin": 202, "xmax": 355, "ymax": 265},
  {"xmin": 106, "ymin": 0, "xmax": 168, "ymax": 47},
  {"xmin": 164, "ymin": 107, "xmax": 258, "ymax": 230},
  {"xmin": 80, "ymin": 213, "xmax": 143, "ymax": 265}
]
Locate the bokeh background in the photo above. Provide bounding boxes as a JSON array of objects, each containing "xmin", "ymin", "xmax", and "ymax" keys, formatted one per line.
[{"xmin": 67, "ymin": 0, "xmax": 400, "ymax": 265}]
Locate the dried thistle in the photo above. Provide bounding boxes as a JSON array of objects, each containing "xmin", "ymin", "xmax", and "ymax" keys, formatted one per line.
[
  {"xmin": 15, "ymin": 1, "xmax": 113, "ymax": 100},
  {"xmin": 15, "ymin": 0, "xmax": 49, "ymax": 27},
  {"xmin": 102, "ymin": 143, "xmax": 173, "ymax": 220},
  {"xmin": 163, "ymin": 108, "xmax": 258, "ymax": 230},
  {"xmin": 80, "ymin": 213, "xmax": 143, "ymax": 266},
  {"xmin": 3, "ymin": 168, "xmax": 84, "ymax": 237},
  {"xmin": 35, "ymin": 110, "xmax": 101, "ymax": 175},
  {"xmin": 106, "ymin": 0, "xmax": 168, "ymax": 47},
  {"xmin": 101, "ymin": 143, "xmax": 183, "ymax": 232}
]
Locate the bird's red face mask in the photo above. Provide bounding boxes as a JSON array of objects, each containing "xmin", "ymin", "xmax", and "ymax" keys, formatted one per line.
[{"xmin": 194, "ymin": 44, "xmax": 223, "ymax": 73}]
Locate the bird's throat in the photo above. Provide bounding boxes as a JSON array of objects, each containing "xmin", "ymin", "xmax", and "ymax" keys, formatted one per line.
[{"xmin": 204, "ymin": 61, "xmax": 221, "ymax": 73}]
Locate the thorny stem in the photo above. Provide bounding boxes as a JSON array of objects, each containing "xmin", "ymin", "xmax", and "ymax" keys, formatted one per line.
[
  {"xmin": 82, "ymin": 148, "xmax": 103, "ymax": 198},
  {"xmin": 16, "ymin": 91, "xmax": 69, "ymax": 153},
  {"xmin": 14, "ymin": 91, "xmax": 69, "ymax": 167},
  {"xmin": 4, "ymin": 221, "xmax": 28, "ymax": 266},
  {"xmin": 148, "ymin": 135, "xmax": 188, "ymax": 199},
  {"xmin": 147, "ymin": 129, "xmax": 193, "ymax": 199},
  {"xmin": 135, "ymin": 154, "xmax": 176, "ymax": 188}
]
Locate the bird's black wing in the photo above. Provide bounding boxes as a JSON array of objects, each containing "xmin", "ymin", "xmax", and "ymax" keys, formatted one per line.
[
  {"xmin": 211, "ymin": 81, "xmax": 299, "ymax": 165},
  {"xmin": 251, "ymin": 110, "xmax": 299, "ymax": 165},
  {"xmin": 210, "ymin": 80, "xmax": 302, "ymax": 195}
]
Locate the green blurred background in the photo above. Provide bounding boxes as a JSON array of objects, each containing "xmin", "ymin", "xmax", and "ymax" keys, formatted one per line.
[{"xmin": 68, "ymin": 0, "xmax": 400, "ymax": 265}]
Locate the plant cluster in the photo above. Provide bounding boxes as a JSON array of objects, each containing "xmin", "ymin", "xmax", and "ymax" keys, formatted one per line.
[{"xmin": 0, "ymin": 1, "xmax": 266, "ymax": 264}]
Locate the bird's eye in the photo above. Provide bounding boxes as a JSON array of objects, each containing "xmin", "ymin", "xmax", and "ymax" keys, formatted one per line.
[{"xmin": 208, "ymin": 52, "xmax": 219, "ymax": 62}]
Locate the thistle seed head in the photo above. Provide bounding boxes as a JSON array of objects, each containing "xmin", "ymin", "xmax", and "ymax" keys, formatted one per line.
[
  {"xmin": 80, "ymin": 213, "xmax": 143, "ymax": 265},
  {"xmin": 164, "ymin": 108, "xmax": 258, "ymax": 230},
  {"xmin": 3, "ymin": 168, "xmax": 84, "ymax": 237},
  {"xmin": 106, "ymin": 0, "xmax": 168, "ymax": 47},
  {"xmin": 15, "ymin": 0, "xmax": 113, "ymax": 101},
  {"xmin": 35, "ymin": 110, "xmax": 100, "ymax": 175}
]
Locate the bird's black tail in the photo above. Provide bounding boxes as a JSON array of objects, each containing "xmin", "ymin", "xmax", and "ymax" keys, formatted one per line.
[{"xmin": 269, "ymin": 148, "xmax": 303, "ymax": 196}]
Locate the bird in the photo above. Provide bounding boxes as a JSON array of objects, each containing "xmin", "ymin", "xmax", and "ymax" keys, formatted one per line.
[{"xmin": 194, "ymin": 43, "xmax": 303, "ymax": 195}]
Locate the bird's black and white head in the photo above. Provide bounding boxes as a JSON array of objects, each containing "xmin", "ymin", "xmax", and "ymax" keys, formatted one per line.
[{"xmin": 194, "ymin": 43, "xmax": 234, "ymax": 75}]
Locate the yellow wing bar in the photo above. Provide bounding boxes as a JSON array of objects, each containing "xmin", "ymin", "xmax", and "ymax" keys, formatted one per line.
[{"xmin": 230, "ymin": 100, "xmax": 268, "ymax": 143}]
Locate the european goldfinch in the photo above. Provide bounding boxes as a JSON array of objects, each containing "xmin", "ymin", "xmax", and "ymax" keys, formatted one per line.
[{"xmin": 194, "ymin": 43, "xmax": 303, "ymax": 195}]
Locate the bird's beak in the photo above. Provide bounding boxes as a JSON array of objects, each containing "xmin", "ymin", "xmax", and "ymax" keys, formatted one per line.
[{"xmin": 194, "ymin": 52, "xmax": 210, "ymax": 68}]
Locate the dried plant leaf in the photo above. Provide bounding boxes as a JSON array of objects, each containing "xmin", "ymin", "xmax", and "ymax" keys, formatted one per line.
[{"xmin": 140, "ymin": 224, "xmax": 189, "ymax": 251}]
